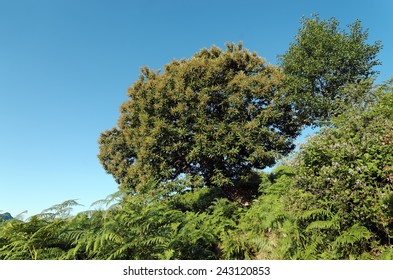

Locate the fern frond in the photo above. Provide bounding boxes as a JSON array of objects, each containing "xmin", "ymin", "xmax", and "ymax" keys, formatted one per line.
[
  {"xmin": 90, "ymin": 191, "xmax": 123, "ymax": 209},
  {"xmin": 334, "ymin": 224, "xmax": 371, "ymax": 246},
  {"xmin": 108, "ymin": 242, "xmax": 134, "ymax": 260},
  {"xmin": 14, "ymin": 210, "xmax": 28, "ymax": 221},
  {"xmin": 303, "ymin": 241, "xmax": 319, "ymax": 259},
  {"xmin": 305, "ymin": 219, "xmax": 339, "ymax": 232},
  {"xmin": 298, "ymin": 208, "xmax": 331, "ymax": 221}
]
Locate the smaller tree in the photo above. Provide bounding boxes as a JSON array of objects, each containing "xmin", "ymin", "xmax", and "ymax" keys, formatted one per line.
[{"xmin": 280, "ymin": 15, "xmax": 382, "ymax": 124}]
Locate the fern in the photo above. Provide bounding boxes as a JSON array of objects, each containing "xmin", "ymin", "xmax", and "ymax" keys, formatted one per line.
[
  {"xmin": 298, "ymin": 208, "xmax": 332, "ymax": 221},
  {"xmin": 334, "ymin": 224, "xmax": 371, "ymax": 246},
  {"xmin": 305, "ymin": 219, "xmax": 340, "ymax": 232}
]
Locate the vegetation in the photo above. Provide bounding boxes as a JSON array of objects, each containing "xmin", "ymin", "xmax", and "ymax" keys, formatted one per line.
[
  {"xmin": 98, "ymin": 42, "xmax": 303, "ymax": 200},
  {"xmin": 1, "ymin": 16, "xmax": 391, "ymax": 260},
  {"xmin": 280, "ymin": 15, "xmax": 382, "ymax": 124}
]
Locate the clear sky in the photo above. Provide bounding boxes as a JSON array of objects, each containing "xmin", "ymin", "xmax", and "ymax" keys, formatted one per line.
[{"xmin": 1, "ymin": 0, "xmax": 392, "ymax": 218}]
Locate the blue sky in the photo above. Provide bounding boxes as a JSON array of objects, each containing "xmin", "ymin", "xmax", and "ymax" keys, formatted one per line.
[{"xmin": 1, "ymin": 0, "xmax": 392, "ymax": 218}]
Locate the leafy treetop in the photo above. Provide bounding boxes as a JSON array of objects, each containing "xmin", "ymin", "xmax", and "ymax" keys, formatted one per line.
[
  {"xmin": 280, "ymin": 15, "xmax": 382, "ymax": 124},
  {"xmin": 98, "ymin": 43, "xmax": 303, "ymax": 194}
]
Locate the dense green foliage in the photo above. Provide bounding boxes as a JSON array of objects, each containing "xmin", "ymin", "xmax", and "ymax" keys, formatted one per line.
[
  {"xmin": 280, "ymin": 15, "xmax": 382, "ymax": 124},
  {"xmin": 98, "ymin": 43, "xmax": 303, "ymax": 197},
  {"xmin": 293, "ymin": 80, "xmax": 393, "ymax": 259},
  {"xmin": 1, "ymin": 16, "xmax": 391, "ymax": 260}
]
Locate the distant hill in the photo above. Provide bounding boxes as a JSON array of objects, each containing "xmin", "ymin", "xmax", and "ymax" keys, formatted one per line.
[{"xmin": 0, "ymin": 212, "xmax": 13, "ymax": 222}]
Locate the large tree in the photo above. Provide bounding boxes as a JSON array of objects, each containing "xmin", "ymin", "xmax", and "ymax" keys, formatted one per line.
[
  {"xmin": 280, "ymin": 15, "xmax": 382, "ymax": 124},
  {"xmin": 98, "ymin": 43, "xmax": 302, "ymax": 195}
]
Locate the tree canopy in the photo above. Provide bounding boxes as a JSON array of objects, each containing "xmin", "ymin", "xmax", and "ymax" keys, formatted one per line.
[
  {"xmin": 280, "ymin": 15, "xmax": 382, "ymax": 124},
  {"xmin": 98, "ymin": 43, "xmax": 303, "ymax": 195}
]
